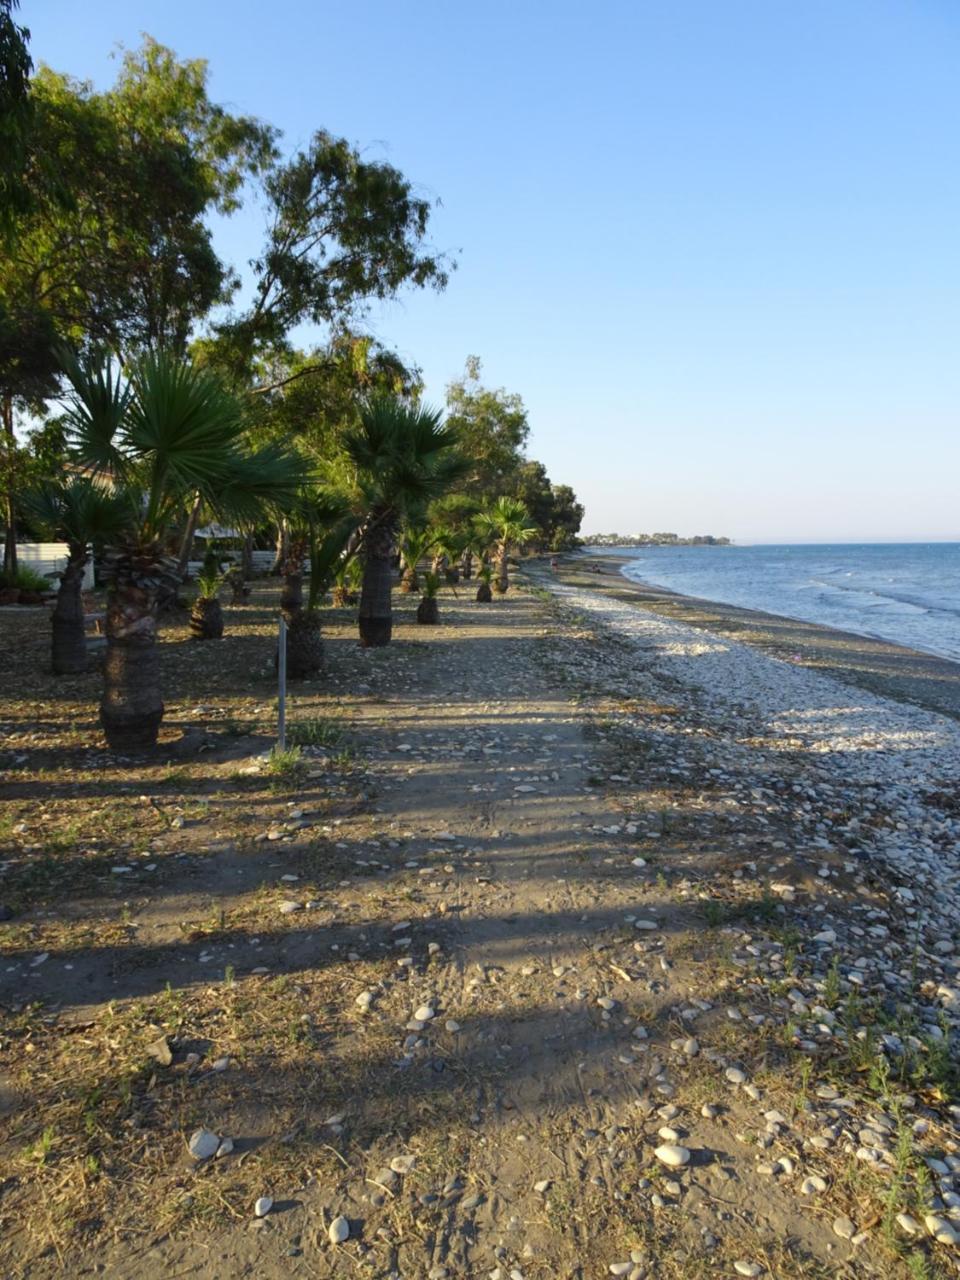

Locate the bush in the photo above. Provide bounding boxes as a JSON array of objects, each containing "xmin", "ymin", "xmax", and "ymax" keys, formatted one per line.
[{"xmin": 0, "ymin": 565, "xmax": 52, "ymax": 592}]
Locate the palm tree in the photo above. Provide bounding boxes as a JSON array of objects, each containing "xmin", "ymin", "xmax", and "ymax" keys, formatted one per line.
[
  {"xmin": 476, "ymin": 497, "xmax": 537, "ymax": 595},
  {"xmin": 398, "ymin": 524, "xmax": 436, "ymax": 593},
  {"xmin": 190, "ymin": 569, "xmax": 224, "ymax": 640},
  {"xmin": 416, "ymin": 570, "xmax": 441, "ymax": 625},
  {"xmin": 21, "ymin": 475, "xmax": 129, "ymax": 674},
  {"xmin": 475, "ymin": 561, "xmax": 494, "ymax": 603},
  {"xmin": 60, "ymin": 350, "xmax": 302, "ymax": 750},
  {"xmin": 343, "ymin": 396, "xmax": 467, "ymax": 647},
  {"xmin": 282, "ymin": 490, "xmax": 356, "ymax": 678},
  {"xmin": 332, "ymin": 554, "xmax": 362, "ymax": 607}
]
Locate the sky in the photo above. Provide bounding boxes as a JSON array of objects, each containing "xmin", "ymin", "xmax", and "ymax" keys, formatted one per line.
[{"xmin": 27, "ymin": 0, "xmax": 960, "ymax": 542}]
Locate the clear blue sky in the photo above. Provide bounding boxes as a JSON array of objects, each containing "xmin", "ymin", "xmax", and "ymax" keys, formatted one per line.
[{"xmin": 28, "ymin": 0, "xmax": 960, "ymax": 542}]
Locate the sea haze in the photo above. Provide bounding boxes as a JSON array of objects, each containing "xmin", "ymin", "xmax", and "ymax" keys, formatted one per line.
[{"xmin": 603, "ymin": 543, "xmax": 960, "ymax": 663}]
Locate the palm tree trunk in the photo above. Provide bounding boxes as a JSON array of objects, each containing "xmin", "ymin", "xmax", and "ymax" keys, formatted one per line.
[
  {"xmin": 281, "ymin": 534, "xmax": 307, "ymax": 618},
  {"xmin": 241, "ymin": 531, "xmax": 254, "ymax": 578},
  {"xmin": 358, "ymin": 518, "xmax": 396, "ymax": 647},
  {"xmin": 270, "ymin": 520, "xmax": 287, "ymax": 575},
  {"xmin": 51, "ymin": 552, "xmax": 89, "ymax": 675},
  {"xmin": 496, "ymin": 546, "xmax": 510, "ymax": 593},
  {"xmin": 461, "ymin": 550, "xmax": 473, "ymax": 580},
  {"xmin": 285, "ymin": 609, "xmax": 324, "ymax": 677},
  {"xmin": 2, "ymin": 393, "xmax": 17, "ymax": 578},
  {"xmin": 176, "ymin": 492, "xmax": 203, "ymax": 579},
  {"xmin": 101, "ymin": 581, "xmax": 163, "ymax": 750}
]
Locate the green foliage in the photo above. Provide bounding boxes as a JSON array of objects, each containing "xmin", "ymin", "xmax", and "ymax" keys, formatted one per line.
[
  {"xmin": 421, "ymin": 570, "xmax": 441, "ymax": 599},
  {"xmin": 60, "ymin": 349, "xmax": 304, "ymax": 546},
  {"xmin": 0, "ymin": 0, "xmax": 33, "ymax": 241},
  {"xmin": 344, "ymin": 395, "xmax": 469, "ymax": 535},
  {"xmin": 213, "ymin": 133, "xmax": 450, "ymax": 377},
  {"xmin": 475, "ymin": 496, "xmax": 538, "ymax": 554},
  {"xmin": 444, "ymin": 356, "xmax": 529, "ymax": 497},
  {"xmin": 20, "ymin": 474, "xmax": 130, "ymax": 557},
  {"xmin": 4, "ymin": 39, "xmax": 277, "ymax": 354},
  {"xmin": 0, "ymin": 563, "xmax": 49, "ymax": 591},
  {"xmin": 195, "ymin": 569, "xmax": 221, "ymax": 599}
]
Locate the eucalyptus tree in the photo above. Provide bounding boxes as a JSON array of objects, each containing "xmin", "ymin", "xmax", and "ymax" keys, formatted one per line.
[
  {"xmin": 343, "ymin": 396, "xmax": 467, "ymax": 647},
  {"xmin": 60, "ymin": 349, "xmax": 302, "ymax": 750}
]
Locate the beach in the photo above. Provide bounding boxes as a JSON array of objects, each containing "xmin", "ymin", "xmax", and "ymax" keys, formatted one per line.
[
  {"xmin": 1, "ymin": 577, "xmax": 959, "ymax": 1277},
  {"xmin": 549, "ymin": 552, "xmax": 960, "ymax": 723}
]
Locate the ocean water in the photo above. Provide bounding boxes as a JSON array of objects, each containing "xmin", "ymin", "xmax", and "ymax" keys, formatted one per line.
[{"xmin": 595, "ymin": 543, "xmax": 960, "ymax": 663}]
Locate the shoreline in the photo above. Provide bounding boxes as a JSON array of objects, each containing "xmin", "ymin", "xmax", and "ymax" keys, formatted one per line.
[{"xmin": 537, "ymin": 552, "xmax": 960, "ymax": 722}]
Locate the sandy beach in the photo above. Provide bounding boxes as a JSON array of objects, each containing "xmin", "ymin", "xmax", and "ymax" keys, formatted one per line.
[{"xmin": 1, "ymin": 577, "xmax": 959, "ymax": 1277}]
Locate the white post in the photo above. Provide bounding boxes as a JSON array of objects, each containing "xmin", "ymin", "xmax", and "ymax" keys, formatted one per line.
[{"xmin": 277, "ymin": 615, "xmax": 287, "ymax": 751}]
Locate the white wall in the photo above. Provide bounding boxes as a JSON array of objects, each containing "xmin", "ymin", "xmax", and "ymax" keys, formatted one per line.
[{"xmin": 17, "ymin": 543, "xmax": 95, "ymax": 591}]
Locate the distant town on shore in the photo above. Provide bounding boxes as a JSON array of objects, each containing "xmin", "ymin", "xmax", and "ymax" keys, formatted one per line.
[{"xmin": 583, "ymin": 532, "xmax": 732, "ymax": 547}]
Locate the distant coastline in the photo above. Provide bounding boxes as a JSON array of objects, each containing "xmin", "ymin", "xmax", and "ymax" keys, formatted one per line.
[{"xmin": 582, "ymin": 533, "xmax": 731, "ymax": 547}]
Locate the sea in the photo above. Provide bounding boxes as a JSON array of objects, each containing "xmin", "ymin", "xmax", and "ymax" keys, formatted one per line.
[{"xmin": 590, "ymin": 543, "xmax": 960, "ymax": 663}]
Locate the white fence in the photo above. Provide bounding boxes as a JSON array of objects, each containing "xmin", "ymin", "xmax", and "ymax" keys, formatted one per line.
[{"xmin": 17, "ymin": 543, "xmax": 95, "ymax": 590}]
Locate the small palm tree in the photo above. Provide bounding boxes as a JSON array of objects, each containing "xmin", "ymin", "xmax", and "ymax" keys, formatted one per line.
[
  {"xmin": 343, "ymin": 396, "xmax": 467, "ymax": 647},
  {"xmin": 190, "ymin": 569, "xmax": 224, "ymax": 640},
  {"xmin": 398, "ymin": 524, "xmax": 437, "ymax": 594},
  {"xmin": 60, "ymin": 349, "xmax": 303, "ymax": 749},
  {"xmin": 281, "ymin": 489, "xmax": 357, "ymax": 678},
  {"xmin": 416, "ymin": 570, "xmax": 441, "ymax": 625},
  {"xmin": 21, "ymin": 475, "xmax": 129, "ymax": 674},
  {"xmin": 475, "ymin": 560, "xmax": 494, "ymax": 603},
  {"xmin": 475, "ymin": 497, "xmax": 537, "ymax": 595},
  {"xmin": 332, "ymin": 555, "xmax": 362, "ymax": 607}
]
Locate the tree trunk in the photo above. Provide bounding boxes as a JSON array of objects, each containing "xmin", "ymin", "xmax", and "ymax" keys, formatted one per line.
[
  {"xmin": 2, "ymin": 393, "xmax": 17, "ymax": 578},
  {"xmin": 495, "ymin": 548, "xmax": 509, "ymax": 594},
  {"xmin": 399, "ymin": 555, "xmax": 418, "ymax": 593},
  {"xmin": 285, "ymin": 609, "xmax": 324, "ymax": 677},
  {"xmin": 270, "ymin": 520, "xmax": 288, "ymax": 575},
  {"xmin": 461, "ymin": 550, "xmax": 473, "ymax": 580},
  {"xmin": 358, "ymin": 517, "xmax": 396, "ymax": 647},
  {"xmin": 101, "ymin": 581, "xmax": 163, "ymax": 750},
  {"xmin": 281, "ymin": 534, "xmax": 307, "ymax": 618},
  {"xmin": 417, "ymin": 596, "xmax": 439, "ymax": 625},
  {"xmin": 176, "ymin": 492, "xmax": 203, "ymax": 580},
  {"xmin": 476, "ymin": 582, "xmax": 493, "ymax": 603},
  {"xmin": 51, "ymin": 553, "xmax": 88, "ymax": 675},
  {"xmin": 241, "ymin": 531, "xmax": 254, "ymax": 578},
  {"xmin": 190, "ymin": 597, "xmax": 223, "ymax": 640}
]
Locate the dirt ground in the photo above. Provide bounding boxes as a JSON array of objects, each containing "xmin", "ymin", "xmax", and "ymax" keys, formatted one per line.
[{"xmin": 0, "ymin": 579, "xmax": 956, "ymax": 1278}]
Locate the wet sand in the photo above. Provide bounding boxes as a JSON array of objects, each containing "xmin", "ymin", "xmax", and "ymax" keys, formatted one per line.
[{"xmin": 540, "ymin": 552, "xmax": 960, "ymax": 723}]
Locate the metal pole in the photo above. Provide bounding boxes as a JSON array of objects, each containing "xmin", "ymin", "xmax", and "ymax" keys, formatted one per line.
[{"xmin": 277, "ymin": 615, "xmax": 287, "ymax": 751}]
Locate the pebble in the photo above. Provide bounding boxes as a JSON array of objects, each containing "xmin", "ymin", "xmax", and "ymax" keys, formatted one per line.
[
  {"xmin": 654, "ymin": 1144, "xmax": 690, "ymax": 1167},
  {"xmin": 254, "ymin": 1196, "xmax": 272, "ymax": 1217},
  {"xmin": 832, "ymin": 1216, "xmax": 856, "ymax": 1240},
  {"xmin": 328, "ymin": 1215, "xmax": 349, "ymax": 1243},
  {"xmin": 725, "ymin": 1067, "xmax": 747, "ymax": 1085},
  {"xmin": 734, "ymin": 1265, "xmax": 764, "ymax": 1278},
  {"xmin": 414, "ymin": 1005, "xmax": 435, "ymax": 1022},
  {"xmin": 187, "ymin": 1128, "xmax": 220, "ymax": 1161}
]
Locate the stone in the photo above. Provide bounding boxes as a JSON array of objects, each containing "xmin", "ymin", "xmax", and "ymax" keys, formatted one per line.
[
  {"xmin": 414, "ymin": 1005, "xmax": 435, "ymax": 1022},
  {"xmin": 832, "ymin": 1216, "xmax": 856, "ymax": 1240},
  {"xmin": 734, "ymin": 1265, "xmax": 764, "ymax": 1278},
  {"xmin": 654, "ymin": 1143, "xmax": 690, "ymax": 1168},
  {"xmin": 188, "ymin": 1128, "xmax": 220, "ymax": 1161},
  {"xmin": 725, "ymin": 1067, "xmax": 747, "ymax": 1085},
  {"xmin": 328, "ymin": 1215, "xmax": 350, "ymax": 1244},
  {"xmin": 254, "ymin": 1196, "xmax": 273, "ymax": 1217}
]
